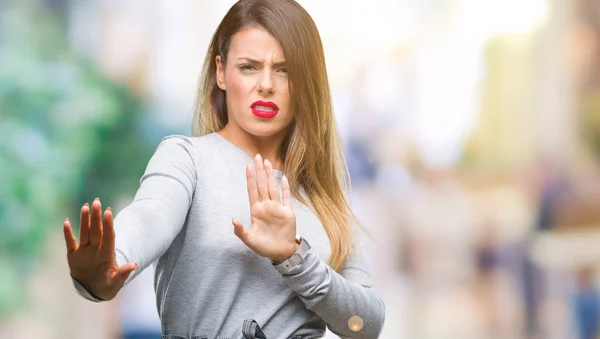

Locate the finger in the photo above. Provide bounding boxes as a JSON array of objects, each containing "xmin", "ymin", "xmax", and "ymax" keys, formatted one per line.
[
  {"xmin": 90, "ymin": 198, "xmax": 103, "ymax": 247},
  {"xmin": 79, "ymin": 203, "xmax": 91, "ymax": 246},
  {"xmin": 255, "ymin": 154, "xmax": 269, "ymax": 201},
  {"xmin": 246, "ymin": 162, "xmax": 259, "ymax": 206},
  {"xmin": 264, "ymin": 159, "xmax": 281, "ymax": 203},
  {"xmin": 282, "ymin": 175, "xmax": 292, "ymax": 209},
  {"xmin": 101, "ymin": 207, "xmax": 115, "ymax": 255},
  {"xmin": 232, "ymin": 218, "xmax": 250, "ymax": 244},
  {"xmin": 63, "ymin": 218, "xmax": 78, "ymax": 253},
  {"xmin": 117, "ymin": 262, "xmax": 138, "ymax": 285}
]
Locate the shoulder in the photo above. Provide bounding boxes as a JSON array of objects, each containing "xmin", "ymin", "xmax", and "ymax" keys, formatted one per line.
[
  {"xmin": 159, "ymin": 133, "xmax": 221, "ymax": 150},
  {"xmin": 156, "ymin": 133, "xmax": 220, "ymax": 156},
  {"xmin": 154, "ymin": 133, "xmax": 231, "ymax": 169},
  {"xmin": 147, "ymin": 135, "xmax": 202, "ymax": 171},
  {"xmin": 154, "ymin": 135, "xmax": 195, "ymax": 158}
]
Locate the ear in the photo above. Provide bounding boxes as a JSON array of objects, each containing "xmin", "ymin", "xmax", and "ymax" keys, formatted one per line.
[{"xmin": 216, "ymin": 55, "xmax": 226, "ymax": 90}]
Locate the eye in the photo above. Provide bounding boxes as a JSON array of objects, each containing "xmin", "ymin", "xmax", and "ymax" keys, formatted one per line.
[
  {"xmin": 239, "ymin": 64, "xmax": 258, "ymax": 72},
  {"xmin": 276, "ymin": 67, "xmax": 288, "ymax": 74}
]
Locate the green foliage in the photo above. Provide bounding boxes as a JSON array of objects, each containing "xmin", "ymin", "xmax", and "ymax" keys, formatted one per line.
[{"xmin": 0, "ymin": 3, "xmax": 154, "ymax": 317}]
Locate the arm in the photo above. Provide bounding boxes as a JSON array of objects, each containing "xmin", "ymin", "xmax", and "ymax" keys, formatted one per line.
[
  {"xmin": 281, "ymin": 239, "xmax": 385, "ymax": 338},
  {"xmin": 230, "ymin": 155, "xmax": 385, "ymax": 337},
  {"xmin": 72, "ymin": 135, "xmax": 197, "ymax": 301}
]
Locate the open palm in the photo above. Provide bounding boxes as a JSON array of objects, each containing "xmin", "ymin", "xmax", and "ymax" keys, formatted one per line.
[
  {"xmin": 63, "ymin": 199, "xmax": 137, "ymax": 300},
  {"xmin": 232, "ymin": 154, "xmax": 298, "ymax": 263}
]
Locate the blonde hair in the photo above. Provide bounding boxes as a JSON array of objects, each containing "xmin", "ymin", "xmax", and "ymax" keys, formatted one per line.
[{"xmin": 193, "ymin": 0, "xmax": 359, "ymax": 271}]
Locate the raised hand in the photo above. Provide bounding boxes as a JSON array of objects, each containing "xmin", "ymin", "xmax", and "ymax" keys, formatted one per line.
[
  {"xmin": 232, "ymin": 154, "xmax": 298, "ymax": 263},
  {"xmin": 63, "ymin": 198, "xmax": 137, "ymax": 300}
]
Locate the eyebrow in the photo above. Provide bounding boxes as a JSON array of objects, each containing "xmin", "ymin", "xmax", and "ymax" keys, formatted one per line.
[{"xmin": 237, "ymin": 57, "xmax": 287, "ymax": 68}]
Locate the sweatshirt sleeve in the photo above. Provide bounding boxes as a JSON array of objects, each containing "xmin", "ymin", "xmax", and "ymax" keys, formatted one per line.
[
  {"xmin": 72, "ymin": 135, "xmax": 197, "ymax": 301},
  {"xmin": 281, "ymin": 236, "xmax": 386, "ymax": 338}
]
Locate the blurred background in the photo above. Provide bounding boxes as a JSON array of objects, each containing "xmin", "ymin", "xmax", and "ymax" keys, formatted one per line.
[{"xmin": 1, "ymin": 0, "xmax": 600, "ymax": 338}]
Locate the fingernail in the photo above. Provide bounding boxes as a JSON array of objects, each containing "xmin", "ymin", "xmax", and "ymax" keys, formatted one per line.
[
  {"xmin": 65, "ymin": 217, "xmax": 69, "ymax": 221},
  {"xmin": 107, "ymin": 207, "xmax": 112, "ymax": 211},
  {"xmin": 84, "ymin": 202, "xmax": 89, "ymax": 207},
  {"xmin": 264, "ymin": 159, "xmax": 271, "ymax": 167},
  {"xmin": 95, "ymin": 197, "xmax": 99, "ymax": 202}
]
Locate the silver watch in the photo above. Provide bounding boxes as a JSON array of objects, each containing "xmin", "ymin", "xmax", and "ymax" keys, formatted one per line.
[{"xmin": 273, "ymin": 237, "xmax": 311, "ymax": 275}]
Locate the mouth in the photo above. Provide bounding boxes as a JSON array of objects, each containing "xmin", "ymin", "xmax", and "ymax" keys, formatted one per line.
[{"xmin": 251, "ymin": 101, "xmax": 279, "ymax": 119}]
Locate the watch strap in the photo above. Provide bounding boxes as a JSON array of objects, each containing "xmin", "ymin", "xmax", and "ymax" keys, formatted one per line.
[{"xmin": 273, "ymin": 237, "xmax": 311, "ymax": 275}]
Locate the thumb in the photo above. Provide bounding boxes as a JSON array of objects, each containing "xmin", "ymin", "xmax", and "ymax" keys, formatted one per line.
[
  {"xmin": 232, "ymin": 218, "xmax": 250, "ymax": 244},
  {"xmin": 117, "ymin": 262, "xmax": 138, "ymax": 285}
]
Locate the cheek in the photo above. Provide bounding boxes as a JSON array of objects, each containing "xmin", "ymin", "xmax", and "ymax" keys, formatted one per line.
[
  {"xmin": 226, "ymin": 73, "xmax": 253, "ymax": 102},
  {"xmin": 276, "ymin": 79, "xmax": 291, "ymax": 104}
]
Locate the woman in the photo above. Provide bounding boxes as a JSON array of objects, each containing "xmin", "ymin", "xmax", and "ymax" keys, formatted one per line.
[{"xmin": 63, "ymin": 0, "xmax": 385, "ymax": 338}]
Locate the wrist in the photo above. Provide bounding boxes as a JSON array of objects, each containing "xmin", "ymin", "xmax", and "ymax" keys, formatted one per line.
[
  {"xmin": 272, "ymin": 237, "xmax": 312, "ymax": 275},
  {"xmin": 70, "ymin": 274, "xmax": 108, "ymax": 301},
  {"xmin": 270, "ymin": 241, "xmax": 300, "ymax": 264}
]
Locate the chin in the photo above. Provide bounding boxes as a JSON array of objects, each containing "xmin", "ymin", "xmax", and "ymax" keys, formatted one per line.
[{"xmin": 243, "ymin": 121, "xmax": 289, "ymax": 138}]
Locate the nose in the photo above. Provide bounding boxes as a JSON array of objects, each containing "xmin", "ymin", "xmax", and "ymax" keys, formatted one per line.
[{"xmin": 257, "ymin": 70, "xmax": 274, "ymax": 94}]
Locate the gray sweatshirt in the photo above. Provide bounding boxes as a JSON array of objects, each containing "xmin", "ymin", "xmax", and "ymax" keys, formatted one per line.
[{"xmin": 73, "ymin": 133, "xmax": 385, "ymax": 339}]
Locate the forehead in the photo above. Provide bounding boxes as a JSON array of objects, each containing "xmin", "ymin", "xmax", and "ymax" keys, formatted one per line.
[{"xmin": 228, "ymin": 27, "xmax": 285, "ymax": 61}]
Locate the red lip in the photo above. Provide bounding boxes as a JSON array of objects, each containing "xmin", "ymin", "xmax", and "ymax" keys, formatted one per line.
[{"xmin": 251, "ymin": 101, "xmax": 279, "ymax": 119}]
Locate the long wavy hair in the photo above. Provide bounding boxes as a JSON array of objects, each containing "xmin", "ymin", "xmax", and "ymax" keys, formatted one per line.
[{"xmin": 192, "ymin": 0, "xmax": 359, "ymax": 271}]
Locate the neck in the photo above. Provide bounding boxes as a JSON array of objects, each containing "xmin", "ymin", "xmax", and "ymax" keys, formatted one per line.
[{"xmin": 218, "ymin": 125, "xmax": 286, "ymax": 170}]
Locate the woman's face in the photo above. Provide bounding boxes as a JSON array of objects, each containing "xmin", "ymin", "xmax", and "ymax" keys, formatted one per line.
[{"xmin": 216, "ymin": 27, "xmax": 293, "ymax": 139}]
